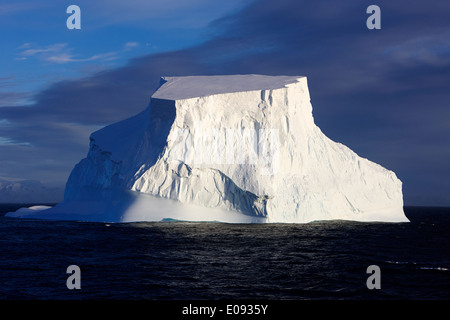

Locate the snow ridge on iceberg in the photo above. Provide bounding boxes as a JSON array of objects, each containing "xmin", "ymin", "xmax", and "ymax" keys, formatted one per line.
[{"xmin": 7, "ymin": 75, "xmax": 408, "ymax": 223}]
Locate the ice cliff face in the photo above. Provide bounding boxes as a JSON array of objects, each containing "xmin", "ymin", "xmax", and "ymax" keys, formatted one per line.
[{"xmin": 10, "ymin": 75, "xmax": 408, "ymax": 223}]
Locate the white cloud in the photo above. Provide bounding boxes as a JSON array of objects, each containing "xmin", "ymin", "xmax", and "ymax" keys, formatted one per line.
[
  {"xmin": 45, "ymin": 52, "xmax": 118, "ymax": 64},
  {"xmin": 0, "ymin": 136, "xmax": 30, "ymax": 146},
  {"xmin": 382, "ymin": 34, "xmax": 450, "ymax": 67},
  {"xmin": 17, "ymin": 43, "xmax": 69, "ymax": 60},
  {"xmin": 17, "ymin": 43, "xmax": 32, "ymax": 49},
  {"xmin": 0, "ymin": 91, "xmax": 32, "ymax": 107},
  {"xmin": 124, "ymin": 42, "xmax": 140, "ymax": 50},
  {"xmin": 17, "ymin": 43, "xmax": 118, "ymax": 64}
]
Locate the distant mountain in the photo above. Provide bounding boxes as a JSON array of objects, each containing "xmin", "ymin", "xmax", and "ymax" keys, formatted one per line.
[{"xmin": 0, "ymin": 179, "xmax": 63, "ymax": 204}]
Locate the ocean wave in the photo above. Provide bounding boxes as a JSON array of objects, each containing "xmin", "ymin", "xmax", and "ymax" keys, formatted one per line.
[
  {"xmin": 385, "ymin": 261, "xmax": 448, "ymax": 272},
  {"xmin": 385, "ymin": 260, "xmax": 416, "ymax": 265},
  {"xmin": 417, "ymin": 266, "xmax": 449, "ymax": 272}
]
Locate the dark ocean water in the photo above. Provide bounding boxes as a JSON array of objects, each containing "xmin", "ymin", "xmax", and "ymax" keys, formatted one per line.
[{"xmin": 1, "ymin": 205, "xmax": 449, "ymax": 300}]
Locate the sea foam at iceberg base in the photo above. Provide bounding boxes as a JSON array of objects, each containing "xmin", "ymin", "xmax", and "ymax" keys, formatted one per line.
[{"xmin": 7, "ymin": 75, "xmax": 409, "ymax": 223}]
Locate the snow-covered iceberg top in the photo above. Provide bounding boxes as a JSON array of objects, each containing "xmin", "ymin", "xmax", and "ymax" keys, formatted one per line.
[
  {"xmin": 7, "ymin": 75, "xmax": 408, "ymax": 223},
  {"xmin": 152, "ymin": 75, "xmax": 302, "ymax": 100}
]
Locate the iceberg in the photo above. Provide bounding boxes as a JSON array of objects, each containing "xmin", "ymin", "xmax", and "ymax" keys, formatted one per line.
[{"xmin": 7, "ymin": 75, "xmax": 408, "ymax": 223}]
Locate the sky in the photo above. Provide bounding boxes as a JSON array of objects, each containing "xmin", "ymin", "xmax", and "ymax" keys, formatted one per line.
[{"xmin": 0, "ymin": 0, "xmax": 449, "ymax": 206}]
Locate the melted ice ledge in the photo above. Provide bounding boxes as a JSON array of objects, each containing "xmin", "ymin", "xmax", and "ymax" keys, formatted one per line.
[{"xmin": 7, "ymin": 75, "xmax": 408, "ymax": 223}]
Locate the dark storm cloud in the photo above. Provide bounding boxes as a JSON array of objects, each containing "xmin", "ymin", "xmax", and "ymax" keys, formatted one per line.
[{"xmin": 1, "ymin": 0, "xmax": 449, "ymax": 204}]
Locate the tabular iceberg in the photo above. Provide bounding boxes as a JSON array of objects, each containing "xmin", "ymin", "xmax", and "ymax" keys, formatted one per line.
[{"xmin": 7, "ymin": 75, "xmax": 408, "ymax": 223}]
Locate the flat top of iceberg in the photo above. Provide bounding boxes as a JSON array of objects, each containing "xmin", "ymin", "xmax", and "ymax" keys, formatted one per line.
[{"xmin": 151, "ymin": 74, "xmax": 304, "ymax": 100}]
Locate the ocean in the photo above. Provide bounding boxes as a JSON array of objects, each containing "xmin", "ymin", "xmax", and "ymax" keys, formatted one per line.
[{"xmin": 1, "ymin": 204, "xmax": 449, "ymax": 302}]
